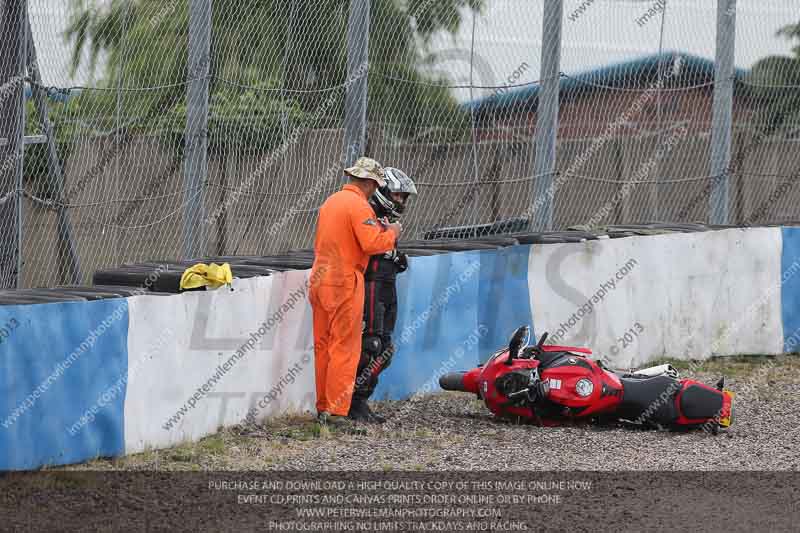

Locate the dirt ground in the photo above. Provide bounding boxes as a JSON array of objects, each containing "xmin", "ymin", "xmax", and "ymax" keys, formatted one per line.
[
  {"xmin": 7, "ymin": 355, "xmax": 796, "ymax": 531},
  {"xmin": 63, "ymin": 355, "xmax": 800, "ymax": 472}
]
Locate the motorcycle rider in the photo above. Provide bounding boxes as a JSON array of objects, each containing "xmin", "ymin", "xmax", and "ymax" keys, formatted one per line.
[{"xmin": 348, "ymin": 167, "xmax": 418, "ymax": 424}]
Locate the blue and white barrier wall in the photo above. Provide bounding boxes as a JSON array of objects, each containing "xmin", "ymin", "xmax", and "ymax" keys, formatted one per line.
[
  {"xmin": 0, "ymin": 270, "xmax": 316, "ymax": 469},
  {"xmin": 2, "ymin": 227, "xmax": 799, "ymax": 469}
]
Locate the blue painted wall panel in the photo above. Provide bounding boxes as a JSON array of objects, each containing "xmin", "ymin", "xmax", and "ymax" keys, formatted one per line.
[
  {"xmin": 374, "ymin": 250, "xmax": 482, "ymax": 399},
  {"xmin": 781, "ymin": 228, "xmax": 800, "ymax": 352},
  {"xmin": 0, "ymin": 300, "xmax": 128, "ymax": 470},
  {"xmin": 375, "ymin": 246, "xmax": 533, "ymax": 400},
  {"xmin": 477, "ymin": 245, "xmax": 534, "ymax": 363}
]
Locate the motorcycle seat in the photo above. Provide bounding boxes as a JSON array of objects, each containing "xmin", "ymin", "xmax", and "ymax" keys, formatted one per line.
[
  {"xmin": 679, "ymin": 384, "xmax": 723, "ymax": 420},
  {"xmin": 618, "ymin": 376, "xmax": 679, "ymax": 425}
]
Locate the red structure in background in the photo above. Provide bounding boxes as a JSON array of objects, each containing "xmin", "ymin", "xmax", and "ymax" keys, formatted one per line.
[{"xmin": 469, "ymin": 52, "xmax": 754, "ymax": 142}]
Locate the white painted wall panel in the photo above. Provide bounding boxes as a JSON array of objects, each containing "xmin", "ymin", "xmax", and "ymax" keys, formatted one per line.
[
  {"xmin": 124, "ymin": 272, "xmax": 316, "ymax": 453},
  {"xmin": 529, "ymin": 228, "xmax": 783, "ymax": 367},
  {"xmin": 121, "ymin": 228, "xmax": 784, "ymax": 454}
]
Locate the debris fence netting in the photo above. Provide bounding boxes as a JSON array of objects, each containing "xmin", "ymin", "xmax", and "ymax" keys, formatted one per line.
[{"xmin": 0, "ymin": 0, "xmax": 798, "ymax": 287}]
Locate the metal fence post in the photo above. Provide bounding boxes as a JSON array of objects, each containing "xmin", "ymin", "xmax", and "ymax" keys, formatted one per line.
[
  {"xmin": 709, "ymin": 0, "xmax": 736, "ymax": 225},
  {"xmin": 0, "ymin": 1, "xmax": 23, "ymax": 289},
  {"xmin": 183, "ymin": 0, "xmax": 211, "ymax": 258},
  {"xmin": 532, "ymin": 0, "xmax": 563, "ymax": 231},
  {"xmin": 343, "ymin": 0, "xmax": 370, "ymax": 167},
  {"xmin": 14, "ymin": 0, "xmax": 26, "ymax": 287},
  {"xmin": 25, "ymin": 16, "xmax": 81, "ymax": 284}
]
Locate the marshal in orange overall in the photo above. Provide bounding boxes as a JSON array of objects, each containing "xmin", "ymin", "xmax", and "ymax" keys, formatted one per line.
[{"xmin": 309, "ymin": 157, "xmax": 401, "ymax": 419}]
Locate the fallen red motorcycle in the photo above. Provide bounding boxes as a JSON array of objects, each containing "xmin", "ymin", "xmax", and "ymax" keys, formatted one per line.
[{"xmin": 439, "ymin": 326, "xmax": 734, "ymax": 432}]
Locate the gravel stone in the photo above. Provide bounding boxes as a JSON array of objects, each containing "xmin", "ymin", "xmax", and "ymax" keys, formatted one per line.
[{"xmin": 67, "ymin": 357, "xmax": 800, "ymax": 472}]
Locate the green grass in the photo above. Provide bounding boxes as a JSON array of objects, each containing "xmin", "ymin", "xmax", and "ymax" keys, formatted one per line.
[
  {"xmin": 199, "ymin": 435, "xmax": 226, "ymax": 455},
  {"xmin": 414, "ymin": 428, "xmax": 435, "ymax": 438},
  {"xmin": 647, "ymin": 353, "xmax": 799, "ymax": 377},
  {"xmin": 274, "ymin": 422, "xmax": 322, "ymax": 441},
  {"xmin": 168, "ymin": 446, "xmax": 195, "ymax": 463}
]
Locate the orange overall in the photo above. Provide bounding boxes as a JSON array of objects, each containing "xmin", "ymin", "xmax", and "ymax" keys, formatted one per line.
[{"xmin": 310, "ymin": 184, "xmax": 397, "ymax": 415}]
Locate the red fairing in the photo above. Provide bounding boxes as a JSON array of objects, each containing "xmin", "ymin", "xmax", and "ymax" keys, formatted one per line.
[
  {"xmin": 441, "ymin": 331, "xmax": 734, "ymax": 430},
  {"xmin": 474, "ymin": 345, "xmax": 618, "ymax": 423},
  {"xmin": 540, "ymin": 363, "xmax": 622, "ymax": 417},
  {"xmin": 461, "ymin": 367, "xmax": 482, "ymax": 395},
  {"xmin": 476, "ymin": 350, "xmax": 541, "ymax": 421}
]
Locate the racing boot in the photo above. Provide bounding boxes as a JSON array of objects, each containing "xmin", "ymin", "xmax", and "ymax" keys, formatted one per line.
[
  {"xmin": 317, "ymin": 411, "xmax": 366, "ymax": 435},
  {"xmin": 348, "ymin": 397, "xmax": 385, "ymax": 424},
  {"xmin": 361, "ymin": 401, "xmax": 386, "ymax": 424},
  {"xmin": 317, "ymin": 411, "xmax": 350, "ymax": 427}
]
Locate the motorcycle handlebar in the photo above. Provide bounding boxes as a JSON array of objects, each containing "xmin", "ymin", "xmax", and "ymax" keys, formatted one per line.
[{"xmin": 439, "ymin": 371, "xmax": 468, "ymax": 392}]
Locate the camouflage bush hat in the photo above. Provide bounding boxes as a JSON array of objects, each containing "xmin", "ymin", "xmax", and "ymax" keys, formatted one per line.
[{"xmin": 344, "ymin": 157, "xmax": 386, "ymax": 187}]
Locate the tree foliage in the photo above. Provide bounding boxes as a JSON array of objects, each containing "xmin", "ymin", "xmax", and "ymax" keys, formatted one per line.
[
  {"xmin": 62, "ymin": 0, "xmax": 484, "ymax": 148},
  {"xmin": 744, "ymin": 20, "xmax": 800, "ymax": 138}
]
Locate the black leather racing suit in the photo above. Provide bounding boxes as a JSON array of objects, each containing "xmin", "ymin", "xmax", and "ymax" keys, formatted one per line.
[{"xmin": 352, "ymin": 247, "xmax": 408, "ymax": 403}]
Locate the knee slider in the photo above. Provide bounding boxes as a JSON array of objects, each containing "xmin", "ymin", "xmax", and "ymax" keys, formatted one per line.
[{"xmin": 362, "ymin": 335, "xmax": 382, "ymax": 356}]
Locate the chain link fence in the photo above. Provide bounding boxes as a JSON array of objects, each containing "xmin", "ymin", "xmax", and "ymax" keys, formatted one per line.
[{"xmin": 1, "ymin": 0, "xmax": 799, "ymax": 288}]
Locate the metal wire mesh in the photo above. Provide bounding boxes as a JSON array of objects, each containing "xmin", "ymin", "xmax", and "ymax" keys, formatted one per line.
[{"xmin": 1, "ymin": 0, "xmax": 799, "ymax": 288}]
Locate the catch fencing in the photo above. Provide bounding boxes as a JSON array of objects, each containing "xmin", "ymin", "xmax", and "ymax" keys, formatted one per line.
[{"xmin": 0, "ymin": 0, "xmax": 799, "ymax": 288}]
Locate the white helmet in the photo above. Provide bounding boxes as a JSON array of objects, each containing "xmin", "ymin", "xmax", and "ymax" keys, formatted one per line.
[{"xmin": 371, "ymin": 167, "xmax": 418, "ymax": 220}]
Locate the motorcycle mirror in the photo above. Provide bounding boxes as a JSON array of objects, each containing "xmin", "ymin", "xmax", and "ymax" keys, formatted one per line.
[{"xmin": 506, "ymin": 326, "xmax": 530, "ymax": 366}]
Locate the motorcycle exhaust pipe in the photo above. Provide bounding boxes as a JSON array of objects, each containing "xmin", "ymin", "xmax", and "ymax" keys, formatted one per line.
[{"xmin": 634, "ymin": 364, "xmax": 679, "ymax": 378}]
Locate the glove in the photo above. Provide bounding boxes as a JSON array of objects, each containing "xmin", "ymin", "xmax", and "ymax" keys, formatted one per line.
[
  {"xmin": 394, "ymin": 252, "xmax": 408, "ymax": 272},
  {"xmin": 383, "ymin": 250, "xmax": 408, "ymax": 272}
]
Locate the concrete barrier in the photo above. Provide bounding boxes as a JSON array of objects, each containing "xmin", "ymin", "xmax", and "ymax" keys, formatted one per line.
[
  {"xmin": 2, "ymin": 226, "xmax": 800, "ymax": 469},
  {"xmin": 124, "ymin": 271, "xmax": 317, "ymax": 453},
  {"xmin": 0, "ymin": 299, "xmax": 128, "ymax": 470},
  {"xmin": 529, "ymin": 228, "xmax": 785, "ymax": 366}
]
